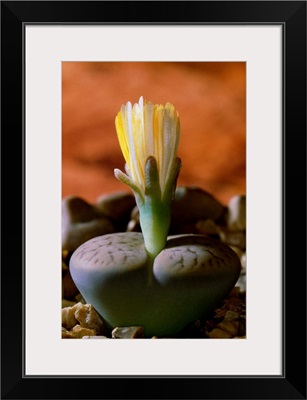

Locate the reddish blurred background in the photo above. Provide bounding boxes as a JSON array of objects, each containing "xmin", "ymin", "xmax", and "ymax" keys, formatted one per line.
[{"xmin": 62, "ymin": 62, "xmax": 245, "ymax": 205}]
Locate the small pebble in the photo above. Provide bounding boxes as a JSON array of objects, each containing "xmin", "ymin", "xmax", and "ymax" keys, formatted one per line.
[
  {"xmin": 224, "ymin": 310, "xmax": 239, "ymax": 321},
  {"xmin": 126, "ymin": 218, "xmax": 141, "ymax": 232},
  {"xmin": 236, "ymin": 272, "xmax": 246, "ymax": 293},
  {"xmin": 126, "ymin": 206, "xmax": 141, "ymax": 232},
  {"xmin": 217, "ymin": 320, "xmax": 239, "ymax": 336},
  {"xmin": 210, "ymin": 328, "xmax": 233, "ymax": 339},
  {"xmin": 62, "ymin": 187, "xmax": 247, "ymax": 339},
  {"xmin": 112, "ymin": 326, "xmax": 144, "ymax": 339},
  {"xmin": 62, "ymin": 302, "xmax": 105, "ymax": 335},
  {"xmin": 82, "ymin": 335, "xmax": 109, "ymax": 339},
  {"xmin": 227, "ymin": 194, "xmax": 246, "ymax": 231},
  {"xmin": 75, "ymin": 303, "xmax": 104, "ymax": 334},
  {"xmin": 130, "ymin": 205, "xmax": 140, "ymax": 221},
  {"xmin": 219, "ymin": 228, "xmax": 246, "ymax": 250},
  {"xmin": 62, "ymin": 304, "xmax": 78, "ymax": 329},
  {"xmin": 241, "ymin": 253, "xmax": 246, "ymax": 269},
  {"xmin": 62, "ymin": 325, "xmax": 96, "ymax": 339},
  {"xmin": 229, "ymin": 286, "xmax": 241, "ymax": 297}
]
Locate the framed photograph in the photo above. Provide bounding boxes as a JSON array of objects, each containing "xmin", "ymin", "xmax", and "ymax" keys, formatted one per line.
[{"xmin": 1, "ymin": 1, "xmax": 306, "ymax": 399}]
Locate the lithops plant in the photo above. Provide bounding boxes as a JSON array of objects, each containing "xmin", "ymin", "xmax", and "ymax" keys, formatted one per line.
[{"xmin": 70, "ymin": 97, "xmax": 241, "ymax": 337}]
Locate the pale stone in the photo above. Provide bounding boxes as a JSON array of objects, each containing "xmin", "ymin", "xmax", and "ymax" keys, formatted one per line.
[
  {"xmin": 112, "ymin": 326, "xmax": 144, "ymax": 339},
  {"xmin": 74, "ymin": 303, "xmax": 104, "ymax": 333},
  {"xmin": 241, "ymin": 253, "xmax": 246, "ymax": 269},
  {"xmin": 62, "ymin": 303, "xmax": 79, "ymax": 329},
  {"xmin": 236, "ymin": 272, "xmax": 246, "ymax": 292},
  {"xmin": 130, "ymin": 205, "xmax": 140, "ymax": 221},
  {"xmin": 227, "ymin": 194, "xmax": 246, "ymax": 230},
  {"xmin": 62, "ymin": 324, "xmax": 96, "ymax": 339},
  {"xmin": 126, "ymin": 218, "xmax": 141, "ymax": 232},
  {"xmin": 82, "ymin": 335, "xmax": 109, "ymax": 339},
  {"xmin": 224, "ymin": 310, "xmax": 239, "ymax": 321},
  {"xmin": 62, "ymin": 302, "xmax": 104, "ymax": 334}
]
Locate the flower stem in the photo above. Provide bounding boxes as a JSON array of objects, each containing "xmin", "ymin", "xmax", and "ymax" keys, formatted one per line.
[
  {"xmin": 115, "ymin": 155, "xmax": 181, "ymax": 272},
  {"xmin": 139, "ymin": 196, "xmax": 171, "ymax": 261},
  {"xmin": 141, "ymin": 157, "xmax": 182, "ymax": 283}
]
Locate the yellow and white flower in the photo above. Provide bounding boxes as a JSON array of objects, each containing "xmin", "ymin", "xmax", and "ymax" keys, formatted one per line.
[
  {"xmin": 115, "ymin": 96, "xmax": 181, "ymax": 202},
  {"xmin": 114, "ymin": 96, "xmax": 182, "ymax": 258}
]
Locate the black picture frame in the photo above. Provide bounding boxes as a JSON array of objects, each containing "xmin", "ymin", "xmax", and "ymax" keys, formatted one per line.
[{"xmin": 1, "ymin": 1, "xmax": 306, "ymax": 399}]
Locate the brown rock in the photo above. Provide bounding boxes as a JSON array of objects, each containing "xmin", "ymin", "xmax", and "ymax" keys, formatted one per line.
[
  {"xmin": 74, "ymin": 303, "xmax": 104, "ymax": 334},
  {"xmin": 210, "ymin": 328, "xmax": 233, "ymax": 338},
  {"xmin": 170, "ymin": 186, "xmax": 225, "ymax": 233},
  {"xmin": 96, "ymin": 191, "xmax": 136, "ymax": 230},
  {"xmin": 224, "ymin": 310, "xmax": 239, "ymax": 321},
  {"xmin": 62, "ymin": 325, "xmax": 96, "ymax": 339},
  {"xmin": 62, "ymin": 195, "xmax": 115, "ymax": 252},
  {"xmin": 217, "ymin": 320, "xmax": 239, "ymax": 336},
  {"xmin": 62, "ymin": 304, "xmax": 78, "ymax": 329},
  {"xmin": 62, "ymin": 302, "xmax": 105, "ymax": 335}
]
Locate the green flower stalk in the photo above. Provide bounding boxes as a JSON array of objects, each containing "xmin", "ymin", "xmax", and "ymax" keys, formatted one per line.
[{"xmin": 114, "ymin": 96, "xmax": 181, "ymax": 259}]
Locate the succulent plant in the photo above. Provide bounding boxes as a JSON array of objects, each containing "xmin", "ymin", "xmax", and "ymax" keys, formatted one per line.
[{"xmin": 70, "ymin": 97, "xmax": 241, "ymax": 337}]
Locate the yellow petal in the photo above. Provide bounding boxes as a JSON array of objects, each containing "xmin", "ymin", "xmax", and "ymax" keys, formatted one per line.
[
  {"xmin": 115, "ymin": 97, "xmax": 180, "ymax": 196},
  {"xmin": 115, "ymin": 112, "xmax": 129, "ymax": 165}
]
